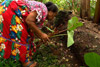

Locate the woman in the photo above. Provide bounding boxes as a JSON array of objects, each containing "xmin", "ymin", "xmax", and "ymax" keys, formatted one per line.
[{"xmin": 0, "ymin": 0, "xmax": 58, "ymax": 67}]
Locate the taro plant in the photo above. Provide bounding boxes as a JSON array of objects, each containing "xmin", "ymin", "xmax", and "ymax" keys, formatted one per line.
[
  {"xmin": 84, "ymin": 52, "xmax": 100, "ymax": 67},
  {"xmin": 67, "ymin": 16, "xmax": 83, "ymax": 47},
  {"xmin": 43, "ymin": 16, "xmax": 83, "ymax": 47}
]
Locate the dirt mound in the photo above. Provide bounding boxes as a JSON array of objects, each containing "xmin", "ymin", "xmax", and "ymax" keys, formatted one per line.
[
  {"xmin": 49, "ymin": 19, "xmax": 100, "ymax": 67},
  {"xmin": 71, "ymin": 19, "xmax": 100, "ymax": 66},
  {"xmin": 40, "ymin": 10, "xmax": 100, "ymax": 66}
]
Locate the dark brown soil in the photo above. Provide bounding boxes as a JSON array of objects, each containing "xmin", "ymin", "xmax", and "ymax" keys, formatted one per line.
[
  {"xmin": 47, "ymin": 18, "xmax": 100, "ymax": 67},
  {"xmin": 39, "ymin": 10, "xmax": 100, "ymax": 67}
]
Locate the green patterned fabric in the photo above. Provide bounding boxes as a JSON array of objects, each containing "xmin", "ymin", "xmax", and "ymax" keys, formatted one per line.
[{"xmin": 11, "ymin": 15, "xmax": 16, "ymax": 25}]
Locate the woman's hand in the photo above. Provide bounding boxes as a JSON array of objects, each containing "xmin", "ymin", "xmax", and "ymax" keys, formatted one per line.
[
  {"xmin": 39, "ymin": 33, "xmax": 50, "ymax": 43},
  {"xmin": 25, "ymin": 11, "xmax": 50, "ymax": 43}
]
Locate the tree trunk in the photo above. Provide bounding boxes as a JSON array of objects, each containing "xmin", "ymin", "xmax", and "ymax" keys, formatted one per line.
[
  {"xmin": 80, "ymin": 0, "xmax": 90, "ymax": 20},
  {"xmin": 93, "ymin": 0, "xmax": 100, "ymax": 24}
]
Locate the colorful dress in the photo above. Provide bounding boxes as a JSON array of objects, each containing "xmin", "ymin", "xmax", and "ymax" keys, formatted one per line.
[{"xmin": 0, "ymin": 0, "xmax": 47, "ymax": 63}]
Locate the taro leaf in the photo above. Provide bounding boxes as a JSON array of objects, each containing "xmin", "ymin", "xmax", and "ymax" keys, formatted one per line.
[
  {"xmin": 84, "ymin": 52, "xmax": 100, "ymax": 67},
  {"xmin": 67, "ymin": 30, "xmax": 74, "ymax": 47},
  {"xmin": 67, "ymin": 16, "xmax": 83, "ymax": 31}
]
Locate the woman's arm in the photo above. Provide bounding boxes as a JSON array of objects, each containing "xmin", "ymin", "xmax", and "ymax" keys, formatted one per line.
[{"xmin": 25, "ymin": 11, "xmax": 49, "ymax": 42}]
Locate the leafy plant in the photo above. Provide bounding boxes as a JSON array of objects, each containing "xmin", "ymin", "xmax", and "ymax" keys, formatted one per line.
[
  {"xmin": 84, "ymin": 52, "xmax": 100, "ymax": 67},
  {"xmin": 43, "ymin": 16, "xmax": 83, "ymax": 47},
  {"xmin": 32, "ymin": 44, "xmax": 67, "ymax": 67},
  {"xmin": 67, "ymin": 16, "xmax": 83, "ymax": 47},
  {"xmin": 90, "ymin": 0, "xmax": 96, "ymax": 17},
  {"xmin": 67, "ymin": 30, "xmax": 74, "ymax": 47},
  {"xmin": 0, "ymin": 0, "xmax": 4, "ymax": 3},
  {"xmin": 0, "ymin": 57, "xmax": 22, "ymax": 67}
]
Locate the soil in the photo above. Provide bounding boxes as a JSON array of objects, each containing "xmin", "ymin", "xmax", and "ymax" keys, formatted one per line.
[
  {"xmin": 36, "ymin": 11, "xmax": 100, "ymax": 67},
  {"xmin": 48, "ymin": 18, "xmax": 100, "ymax": 67}
]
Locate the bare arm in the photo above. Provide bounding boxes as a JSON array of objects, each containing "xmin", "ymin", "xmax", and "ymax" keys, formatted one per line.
[{"xmin": 25, "ymin": 11, "xmax": 49, "ymax": 41}]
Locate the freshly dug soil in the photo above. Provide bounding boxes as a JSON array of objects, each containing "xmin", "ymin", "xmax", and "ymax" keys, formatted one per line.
[
  {"xmin": 71, "ymin": 19, "xmax": 100, "ymax": 66},
  {"xmin": 48, "ymin": 18, "xmax": 100, "ymax": 67},
  {"xmin": 39, "ymin": 10, "xmax": 100, "ymax": 67}
]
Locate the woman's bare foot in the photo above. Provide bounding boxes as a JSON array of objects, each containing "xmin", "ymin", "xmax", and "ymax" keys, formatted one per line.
[
  {"xmin": 29, "ymin": 62, "xmax": 37, "ymax": 67},
  {"xmin": 23, "ymin": 61, "xmax": 37, "ymax": 67}
]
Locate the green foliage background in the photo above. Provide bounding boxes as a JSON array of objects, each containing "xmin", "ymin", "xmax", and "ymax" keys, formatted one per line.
[{"xmin": 37, "ymin": 0, "xmax": 96, "ymax": 17}]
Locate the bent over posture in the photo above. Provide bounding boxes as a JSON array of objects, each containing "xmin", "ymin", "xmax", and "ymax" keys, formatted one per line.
[{"xmin": 0, "ymin": 0, "xmax": 58, "ymax": 67}]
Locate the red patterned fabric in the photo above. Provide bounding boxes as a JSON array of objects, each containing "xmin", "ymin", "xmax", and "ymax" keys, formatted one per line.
[{"xmin": 0, "ymin": 0, "xmax": 36, "ymax": 63}]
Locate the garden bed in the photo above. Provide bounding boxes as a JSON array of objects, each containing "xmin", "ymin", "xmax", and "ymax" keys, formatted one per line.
[{"xmin": 34, "ymin": 18, "xmax": 100, "ymax": 67}]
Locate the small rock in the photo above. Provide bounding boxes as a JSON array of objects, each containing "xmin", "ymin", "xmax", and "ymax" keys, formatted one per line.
[
  {"xmin": 65, "ymin": 59, "xmax": 69, "ymax": 62},
  {"xmin": 75, "ymin": 64, "xmax": 78, "ymax": 66},
  {"xmin": 93, "ymin": 45, "xmax": 97, "ymax": 48},
  {"xmin": 60, "ymin": 43, "xmax": 63, "ymax": 46},
  {"xmin": 66, "ymin": 50, "xmax": 68, "ymax": 52},
  {"xmin": 62, "ymin": 57, "xmax": 66, "ymax": 60},
  {"xmin": 50, "ymin": 42, "xmax": 53, "ymax": 44},
  {"xmin": 95, "ymin": 36, "xmax": 98, "ymax": 39},
  {"xmin": 70, "ymin": 56, "xmax": 73, "ymax": 58}
]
